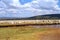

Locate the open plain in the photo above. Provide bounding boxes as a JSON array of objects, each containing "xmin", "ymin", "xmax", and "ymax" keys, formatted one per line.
[
  {"xmin": 0, "ymin": 20, "xmax": 60, "ymax": 40},
  {"xmin": 0, "ymin": 25, "xmax": 60, "ymax": 40}
]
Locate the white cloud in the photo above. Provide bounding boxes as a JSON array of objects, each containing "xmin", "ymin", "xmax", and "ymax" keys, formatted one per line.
[
  {"xmin": 0, "ymin": 1, "xmax": 7, "ymax": 8},
  {"xmin": 31, "ymin": 0, "xmax": 58, "ymax": 9},
  {"xmin": 10, "ymin": 0, "xmax": 21, "ymax": 7},
  {"xmin": 0, "ymin": 0, "xmax": 60, "ymax": 18}
]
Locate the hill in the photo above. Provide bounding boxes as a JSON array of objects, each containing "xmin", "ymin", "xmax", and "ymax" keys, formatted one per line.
[
  {"xmin": 0, "ymin": 14, "xmax": 60, "ymax": 20},
  {"xmin": 21, "ymin": 14, "xmax": 60, "ymax": 20}
]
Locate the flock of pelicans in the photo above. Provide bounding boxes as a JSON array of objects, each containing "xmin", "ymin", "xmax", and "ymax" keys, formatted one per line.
[{"xmin": 0, "ymin": 20, "xmax": 60, "ymax": 26}]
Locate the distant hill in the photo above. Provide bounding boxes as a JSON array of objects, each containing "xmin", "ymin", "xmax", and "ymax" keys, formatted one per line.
[
  {"xmin": 0, "ymin": 14, "xmax": 60, "ymax": 20},
  {"xmin": 21, "ymin": 14, "xmax": 60, "ymax": 20}
]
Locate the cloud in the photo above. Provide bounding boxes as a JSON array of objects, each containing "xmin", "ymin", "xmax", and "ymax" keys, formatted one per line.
[
  {"xmin": 30, "ymin": 0, "xmax": 60, "ymax": 14},
  {"xmin": 0, "ymin": 0, "xmax": 60, "ymax": 18},
  {"xmin": 31, "ymin": 0, "xmax": 59, "ymax": 9}
]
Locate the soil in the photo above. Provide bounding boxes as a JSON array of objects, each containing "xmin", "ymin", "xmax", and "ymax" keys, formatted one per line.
[{"xmin": 34, "ymin": 29, "xmax": 60, "ymax": 40}]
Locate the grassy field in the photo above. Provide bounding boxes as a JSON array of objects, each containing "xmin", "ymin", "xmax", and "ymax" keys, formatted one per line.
[{"xmin": 0, "ymin": 26, "xmax": 60, "ymax": 40}]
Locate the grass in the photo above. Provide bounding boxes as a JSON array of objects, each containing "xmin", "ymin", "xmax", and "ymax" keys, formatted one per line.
[{"xmin": 0, "ymin": 26, "xmax": 60, "ymax": 40}]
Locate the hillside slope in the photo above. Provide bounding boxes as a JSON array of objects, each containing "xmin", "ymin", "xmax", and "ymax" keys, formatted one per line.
[
  {"xmin": 25, "ymin": 14, "xmax": 60, "ymax": 20},
  {"xmin": 0, "ymin": 14, "xmax": 60, "ymax": 20}
]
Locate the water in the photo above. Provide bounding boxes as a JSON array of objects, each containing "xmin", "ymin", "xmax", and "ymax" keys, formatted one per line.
[{"xmin": 30, "ymin": 24, "xmax": 60, "ymax": 28}]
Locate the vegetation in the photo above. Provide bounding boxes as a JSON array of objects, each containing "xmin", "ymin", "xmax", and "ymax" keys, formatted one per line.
[
  {"xmin": 0, "ymin": 14, "xmax": 60, "ymax": 40},
  {"xmin": 0, "ymin": 26, "xmax": 60, "ymax": 40},
  {"xmin": 19, "ymin": 14, "xmax": 60, "ymax": 20},
  {"xmin": 0, "ymin": 14, "xmax": 60, "ymax": 20}
]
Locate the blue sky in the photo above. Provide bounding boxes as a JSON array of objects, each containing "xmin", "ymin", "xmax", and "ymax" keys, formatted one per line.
[
  {"xmin": 58, "ymin": 0, "xmax": 60, "ymax": 7},
  {"xmin": 19, "ymin": 0, "xmax": 32, "ymax": 5},
  {"xmin": 0, "ymin": 0, "xmax": 60, "ymax": 18}
]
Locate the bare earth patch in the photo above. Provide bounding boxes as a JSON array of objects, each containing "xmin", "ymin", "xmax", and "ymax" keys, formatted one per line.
[{"xmin": 34, "ymin": 29, "xmax": 60, "ymax": 40}]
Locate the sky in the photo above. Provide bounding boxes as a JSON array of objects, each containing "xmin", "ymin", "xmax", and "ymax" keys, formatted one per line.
[{"xmin": 0, "ymin": 0, "xmax": 60, "ymax": 18}]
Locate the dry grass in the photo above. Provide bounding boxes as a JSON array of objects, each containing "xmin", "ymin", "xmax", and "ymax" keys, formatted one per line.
[{"xmin": 0, "ymin": 26, "xmax": 60, "ymax": 40}]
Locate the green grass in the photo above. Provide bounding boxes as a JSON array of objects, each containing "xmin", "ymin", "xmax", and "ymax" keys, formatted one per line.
[{"xmin": 0, "ymin": 26, "xmax": 56, "ymax": 40}]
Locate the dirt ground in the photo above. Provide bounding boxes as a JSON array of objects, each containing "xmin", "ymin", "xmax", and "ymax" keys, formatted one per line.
[{"xmin": 34, "ymin": 29, "xmax": 60, "ymax": 40}]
